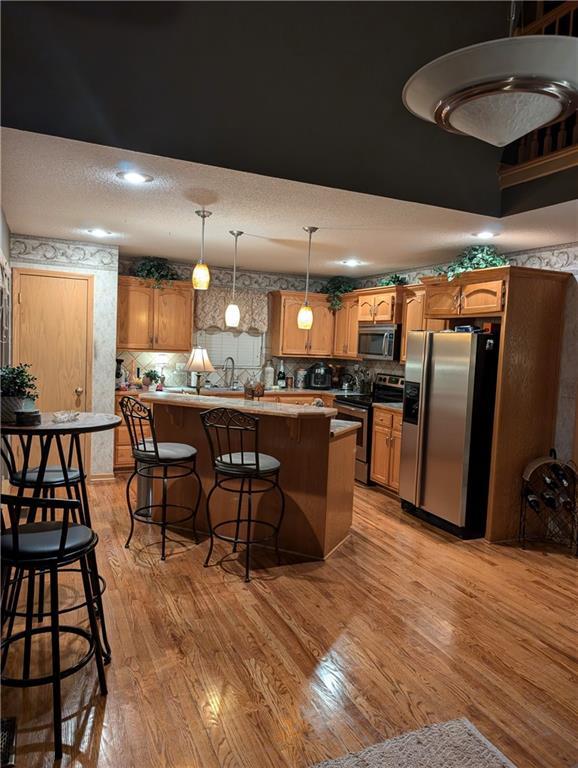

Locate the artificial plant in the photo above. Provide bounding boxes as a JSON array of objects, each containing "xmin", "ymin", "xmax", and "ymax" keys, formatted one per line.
[
  {"xmin": 377, "ymin": 273, "xmax": 407, "ymax": 287},
  {"xmin": 0, "ymin": 363, "xmax": 38, "ymax": 400},
  {"xmin": 133, "ymin": 257, "xmax": 180, "ymax": 288},
  {"xmin": 143, "ymin": 369, "xmax": 160, "ymax": 384},
  {"xmin": 319, "ymin": 276, "xmax": 356, "ymax": 311},
  {"xmin": 441, "ymin": 245, "xmax": 508, "ymax": 281}
]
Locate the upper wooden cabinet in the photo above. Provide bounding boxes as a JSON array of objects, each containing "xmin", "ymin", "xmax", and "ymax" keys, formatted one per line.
[
  {"xmin": 400, "ymin": 286, "xmax": 448, "ymax": 361},
  {"xmin": 423, "ymin": 274, "xmax": 505, "ymax": 318},
  {"xmin": 117, "ymin": 276, "xmax": 193, "ymax": 351},
  {"xmin": 355, "ymin": 286, "xmax": 403, "ymax": 324},
  {"xmin": 333, "ymin": 295, "xmax": 359, "ymax": 359},
  {"xmin": 269, "ymin": 292, "xmax": 335, "ymax": 357}
]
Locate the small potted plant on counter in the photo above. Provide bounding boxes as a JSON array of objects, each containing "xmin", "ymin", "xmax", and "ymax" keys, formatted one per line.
[
  {"xmin": 142, "ymin": 369, "xmax": 160, "ymax": 392},
  {"xmin": 0, "ymin": 363, "xmax": 39, "ymax": 423}
]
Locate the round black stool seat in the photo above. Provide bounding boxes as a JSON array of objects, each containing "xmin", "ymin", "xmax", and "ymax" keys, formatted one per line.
[
  {"xmin": 133, "ymin": 441, "xmax": 197, "ymax": 463},
  {"xmin": 1, "ymin": 522, "xmax": 96, "ymax": 561},
  {"xmin": 215, "ymin": 452, "xmax": 281, "ymax": 476},
  {"xmin": 13, "ymin": 465, "xmax": 82, "ymax": 486}
]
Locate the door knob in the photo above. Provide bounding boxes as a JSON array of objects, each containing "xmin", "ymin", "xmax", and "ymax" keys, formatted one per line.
[{"xmin": 74, "ymin": 387, "xmax": 84, "ymax": 396}]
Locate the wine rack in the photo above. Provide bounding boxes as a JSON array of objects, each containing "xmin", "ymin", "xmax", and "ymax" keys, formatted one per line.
[{"xmin": 520, "ymin": 452, "xmax": 577, "ymax": 556}]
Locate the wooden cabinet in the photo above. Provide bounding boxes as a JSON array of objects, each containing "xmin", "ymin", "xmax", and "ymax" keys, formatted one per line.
[
  {"xmin": 269, "ymin": 292, "xmax": 334, "ymax": 357},
  {"xmin": 400, "ymin": 286, "xmax": 447, "ymax": 361},
  {"xmin": 117, "ymin": 276, "xmax": 193, "ymax": 352},
  {"xmin": 333, "ymin": 295, "xmax": 359, "ymax": 359},
  {"xmin": 114, "ymin": 391, "xmax": 151, "ymax": 470},
  {"xmin": 370, "ymin": 407, "xmax": 402, "ymax": 492},
  {"xmin": 356, "ymin": 287, "xmax": 402, "ymax": 324},
  {"xmin": 423, "ymin": 277, "xmax": 504, "ymax": 319}
]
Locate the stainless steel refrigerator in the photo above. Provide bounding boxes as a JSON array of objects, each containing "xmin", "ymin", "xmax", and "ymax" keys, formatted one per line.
[{"xmin": 399, "ymin": 331, "xmax": 499, "ymax": 538}]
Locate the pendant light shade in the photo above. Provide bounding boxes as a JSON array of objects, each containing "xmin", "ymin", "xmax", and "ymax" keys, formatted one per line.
[
  {"xmin": 192, "ymin": 209, "xmax": 212, "ymax": 290},
  {"xmin": 298, "ymin": 226, "xmax": 318, "ymax": 330},
  {"xmin": 225, "ymin": 230, "xmax": 243, "ymax": 328},
  {"xmin": 402, "ymin": 36, "xmax": 578, "ymax": 147}
]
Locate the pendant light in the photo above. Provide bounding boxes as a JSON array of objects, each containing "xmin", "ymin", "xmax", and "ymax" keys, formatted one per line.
[
  {"xmin": 225, "ymin": 230, "xmax": 243, "ymax": 328},
  {"xmin": 297, "ymin": 226, "xmax": 318, "ymax": 330},
  {"xmin": 402, "ymin": 3, "xmax": 578, "ymax": 147},
  {"xmin": 192, "ymin": 209, "xmax": 212, "ymax": 290}
]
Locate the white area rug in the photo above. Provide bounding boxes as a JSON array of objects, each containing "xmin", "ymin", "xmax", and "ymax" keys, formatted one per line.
[{"xmin": 312, "ymin": 718, "xmax": 517, "ymax": 768}]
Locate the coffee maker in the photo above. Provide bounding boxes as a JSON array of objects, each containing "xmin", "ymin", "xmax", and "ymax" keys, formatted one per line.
[{"xmin": 306, "ymin": 362, "xmax": 333, "ymax": 390}]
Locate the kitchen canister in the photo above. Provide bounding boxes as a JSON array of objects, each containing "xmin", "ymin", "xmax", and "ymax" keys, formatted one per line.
[{"xmin": 295, "ymin": 368, "xmax": 307, "ymax": 389}]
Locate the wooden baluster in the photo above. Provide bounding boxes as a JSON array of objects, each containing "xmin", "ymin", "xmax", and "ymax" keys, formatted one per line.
[
  {"xmin": 572, "ymin": 112, "xmax": 578, "ymax": 146},
  {"xmin": 557, "ymin": 119, "xmax": 567, "ymax": 151},
  {"xmin": 543, "ymin": 126, "xmax": 552, "ymax": 156},
  {"xmin": 529, "ymin": 129, "xmax": 539, "ymax": 160},
  {"xmin": 517, "ymin": 135, "xmax": 528, "ymax": 164}
]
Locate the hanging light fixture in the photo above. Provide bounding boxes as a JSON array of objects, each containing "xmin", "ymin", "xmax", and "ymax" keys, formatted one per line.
[
  {"xmin": 402, "ymin": 13, "xmax": 578, "ymax": 148},
  {"xmin": 297, "ymin": 226, "xmax": 318, "ymax": 330},
  {"xmin": 192, "ymin": 209, "xmax": 212, "ymax": 290},
  {"xmin": 225, "ymin": 230, "xmax": 243, "ymax": 328}
]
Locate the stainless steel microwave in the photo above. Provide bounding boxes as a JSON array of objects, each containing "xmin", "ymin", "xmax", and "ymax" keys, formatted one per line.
[{"xmin": 358, "ymin": 324, "xmax": 400, "ymax": 361}]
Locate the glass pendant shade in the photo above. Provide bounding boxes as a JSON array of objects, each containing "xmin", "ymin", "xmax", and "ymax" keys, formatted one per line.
[
  {"xmin": 297, "ymin": 303, "xmax": 313, "ymax": 330},
  {"xmin": 402, "ymin": 36, "xmax": 578, "ymax": 147},
  {"xmin": 192, "ymin": 261, "xmax": 210, "ymax": 290},
  {"xmin": 225, "ymin": 303, "xmax": 241, "ymax": 328}
]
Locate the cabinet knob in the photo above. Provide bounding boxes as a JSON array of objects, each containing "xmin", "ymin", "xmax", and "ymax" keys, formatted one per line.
[{"xmin": 74, "ymin": 387, "xmax": 84, "ymax": 396}]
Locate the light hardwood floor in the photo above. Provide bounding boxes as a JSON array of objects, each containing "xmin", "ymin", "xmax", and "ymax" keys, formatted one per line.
[{"xmin": 3, "ymin": 480, "xmax": 577, "ymax": 767}]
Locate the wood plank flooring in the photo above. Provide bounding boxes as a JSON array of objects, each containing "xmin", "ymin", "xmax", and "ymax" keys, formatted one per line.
[{"xmin": 3, "ymin": 479, "xmax": 577, "ymax": 767}]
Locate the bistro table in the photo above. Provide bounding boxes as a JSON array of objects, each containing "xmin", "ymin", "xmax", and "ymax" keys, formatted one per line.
[{"xmin": 1, "ymin": 412, "xmax": 121, "ymax": 662}]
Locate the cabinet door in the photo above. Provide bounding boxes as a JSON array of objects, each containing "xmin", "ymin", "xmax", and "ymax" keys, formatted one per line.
[
  {"xmin": 308, "ymin": 301, "xmax": 335, "ymax": 356},
  {"xmin": 424, "ymin": 285, "xmax": 461, "ymax": 317},
  {"xmin": 400, "ymin": 289, "xmax": 425, "ymax": 362},
  {"xmin": 345, "ymin": 298, "xmax": 359, "ymax": 358},
  {"xmin": 373, "ymin": 292, "xmax": 394, "ymax": 322},
  {"xmin": 117, "ymin": 279, "xmax": 154, "ymax": 349},
  {"xmin": 281, "ymin": 297, "xmax": 309, "ymax": 355},
  {"xmin": 425, "ymin": 317, "xmax": 448, "ymax": 332},
  {"xmin": 358, "ymin": 295, "xmax": 374, "ymax": 323},
  {"xmin": 153, "ymin": 284, "xmax": 193, "ymax": 351},
  {"xmin": 460, "ymin": 280, "xmax": 504, "ymax": 315},
  {"xmin": 388, "ymin": 426, "xmax": 402, "ymax": 492},
  {"xmin": 370, "ymin": 425, "xmax": 391, "ymax": 486},
  {"xmin": 333, "ymin": 303, "xmax": 349, "ymax": 357}
]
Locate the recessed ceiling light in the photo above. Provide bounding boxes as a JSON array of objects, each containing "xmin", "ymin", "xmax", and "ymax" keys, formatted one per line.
[
  {"xmin": 474, "ymin": 230, "xmax": 496, "ymax": 239},
  {"xmin": 341, "ymin": 259, "xmax": 362, "ymax": 267},
  {"xmin": 86, "ymin": 228, "xmax": 112, "ymax": 238},
  {"xmin": 116, "ymin": 171, "xmax": 154, "ymax": 185}
]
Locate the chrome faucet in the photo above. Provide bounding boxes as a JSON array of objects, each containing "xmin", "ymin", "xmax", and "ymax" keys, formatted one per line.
[{"xmin": 223, "ymin": 356, "xmax": 235, "ymax": 389}]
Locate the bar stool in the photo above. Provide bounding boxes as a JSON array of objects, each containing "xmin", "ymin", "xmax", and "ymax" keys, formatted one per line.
[
  {"xmin": 1, "ymin": 494, "xmax": 107, "ymax": 760},
  {"xmin": 120, "ymin": 396, "xmax": 202, "ymax": 561},
  {"xmin": 200, "ymin": 407, "xmax": 285, "ymax": 582}
]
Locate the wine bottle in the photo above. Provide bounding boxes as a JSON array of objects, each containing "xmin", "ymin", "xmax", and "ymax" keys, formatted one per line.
[
  {"xmin": 542, "ymin": 473, "xmax": 558, "ymax": 491},
  {"xmin": 541, "ymin": 491, "xmax": 558, "ymax": 510},
  {"xmin": 550, "ymin": 464, "xmax": 570, "ymax": 487},
  {"xmin": 277, "ymin": 360, "xmax": 286, "ymax": 389},
  {"xmin": 526, "ymin": 494, "xmax": 541, "ymax": 512}
]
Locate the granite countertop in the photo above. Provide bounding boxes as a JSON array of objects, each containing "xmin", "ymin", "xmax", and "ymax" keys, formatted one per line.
[
  {"xmin": 330, "ymin": 419, "xmax": 362, "ymax": 437},
  {"xmin": 373, "ymin": 402, "xmax": 403, "ymax": 411},
  {"xmin": 140, "ymin": 391, "xmax": 338, "ymax": 419},
  {"xmin": 162, "ymin": 386, "xmax": 358, "ymax": 397}
]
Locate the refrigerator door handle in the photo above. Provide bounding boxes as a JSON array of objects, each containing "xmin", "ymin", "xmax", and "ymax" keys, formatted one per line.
[{"xmin": 414, "ymin": 331, "xmax": 432, "ymax": 507}]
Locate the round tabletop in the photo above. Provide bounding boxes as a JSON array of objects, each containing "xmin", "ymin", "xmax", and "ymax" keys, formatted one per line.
[{"xmin": 1, "ymin": 412, "xmax": 121, "ymax": 436}]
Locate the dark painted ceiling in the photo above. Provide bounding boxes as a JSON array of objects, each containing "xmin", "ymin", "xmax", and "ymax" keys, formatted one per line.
[{"xmin": 2, "ymin": 1, "xmax": 512, "ymax": 216}]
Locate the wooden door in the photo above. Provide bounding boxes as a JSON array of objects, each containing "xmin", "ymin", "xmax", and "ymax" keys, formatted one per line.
[
  {"xmin": 424, "ymin": 284, "xmax": 461, "ymax": 317},
  {"xmin": 388, "ymin": 423, "xmax": 402, "ymax": 492},
  {"xmin": 154, "ymin": 284, "xmax": 193, "ymax": 351},
  {"xmin": 400, "ymin": 288, "xmax": 425, "ymax": 362},
  {"xmin": 13, "ymin": 268, "xmax": 93, "ymax": 469},
  {"xmin": 373, "ymin": 291, "xmax": 395, "ymax": 323},
  {"xmin": 370, "ymin": 424, "xmax": 390, "ymax": 485},
  {"xmin": 281, "ymin": 296, "xmax": 309, "ymax": 355},
  {"xmin": 117, "ymin": 276, "xmax": 153, "ymax": 349},
  {"xmin": 460, "ymin": 280, "xmax": 504, "ymax": 316},
  {"xmin": 358, "ymin": 295, "xmax": 374, "ymax": 323},
  {"xmin": 308, "ymin": 300, "xmax": 334, "ymax": 356}
]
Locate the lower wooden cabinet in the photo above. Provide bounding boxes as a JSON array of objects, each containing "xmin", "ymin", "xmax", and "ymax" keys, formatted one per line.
[{"xmin": 370, "ymin": 407, "xmax": 402, "ymax": 492}]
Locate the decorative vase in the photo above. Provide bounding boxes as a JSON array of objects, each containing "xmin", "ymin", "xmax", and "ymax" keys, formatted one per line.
[{"xmin": 2, "ymin": 396, "xmax": 26, "ymax": 424}]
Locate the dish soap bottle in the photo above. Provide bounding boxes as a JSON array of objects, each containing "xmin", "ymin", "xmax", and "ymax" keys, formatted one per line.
[{"xmin": 264, "ymin": 360, "xmax": 275, "ymax": 390}]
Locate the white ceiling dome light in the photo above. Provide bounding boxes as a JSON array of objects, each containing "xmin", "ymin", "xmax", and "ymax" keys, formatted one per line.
[{"xmin": 402, "ymin": 36, "xmax": 578, "ymax": 147}]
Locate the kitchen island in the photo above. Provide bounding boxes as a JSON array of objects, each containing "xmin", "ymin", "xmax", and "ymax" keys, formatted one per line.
[{"xmin": 139, "ymin": 392, "xmax": 360, "ymax": 559}]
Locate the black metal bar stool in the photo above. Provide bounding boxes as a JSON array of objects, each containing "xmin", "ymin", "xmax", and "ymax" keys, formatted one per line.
[
  {"xmin": 200, "ymin": 407, "xmax": 285, "ymax": 582},
  {"xmin": 0, "ymin": 434, "xmax": 109, "ymax": 659},
  {"xmin": 120, "ymin": 396, "xmax": 202, "ymax": 561},
  {"xmin": 1, "ymin": 494, "xmax": 108, "ymax": 760}
]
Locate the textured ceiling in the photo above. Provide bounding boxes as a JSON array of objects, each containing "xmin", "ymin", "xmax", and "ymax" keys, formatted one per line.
[
  {"xmin": 1, "ymin": 1, "xmax": 508, "ymax": 216},
  {"xmin": 2, "ymin": 129, "xmax": 576, "ymax": 277}
]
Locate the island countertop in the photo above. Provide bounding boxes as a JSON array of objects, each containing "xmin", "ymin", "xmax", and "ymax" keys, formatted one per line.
[{"xmin": 140, "ymin": 391, "xmax": 338, "ymax": 419}]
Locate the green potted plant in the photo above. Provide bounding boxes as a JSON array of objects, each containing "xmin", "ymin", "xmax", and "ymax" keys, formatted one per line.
[
  {"xmin": 319, "ymin": 276, "xmax": 356, "ymax": 311},
  {"xmin": 142, "ymin": 369, "xmax": 160, "ymax": 391},
  {"xmin": 133, "ymin": 257, "xmax": 180, "ymax": 288},
  {"xmin": 1, "ymin": 363, "xmax": 38, "ymax": 423},
  {"xmin": 440, "ymin": 245, "xmax": 509, "ymax": 281}
]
